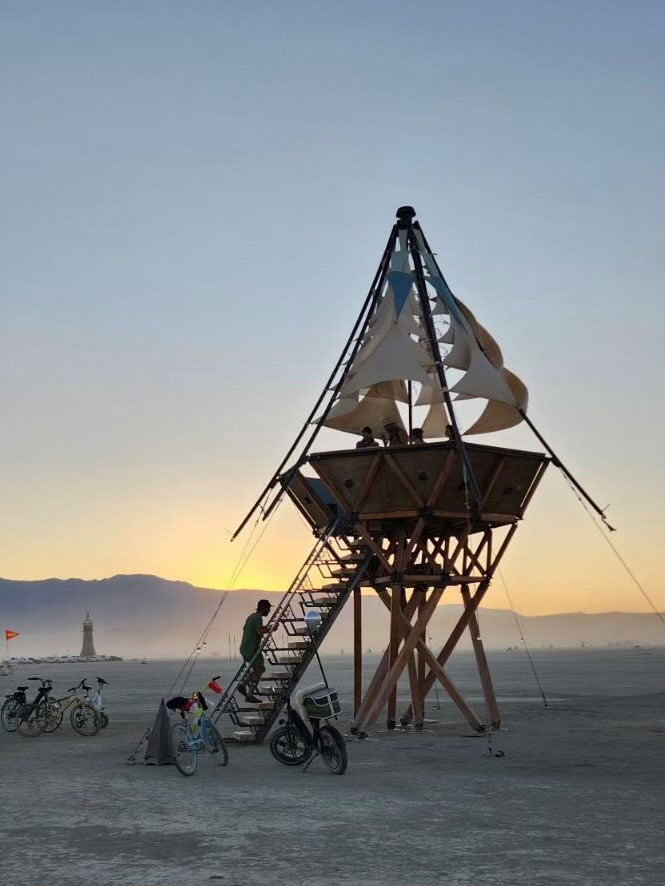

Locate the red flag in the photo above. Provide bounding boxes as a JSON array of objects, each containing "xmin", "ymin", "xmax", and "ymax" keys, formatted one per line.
[
  {"xmin": 208, "ymin": 679, "xmax": 223, "ymax": 694},
  {"xmin": 5, "ymin": 630, "xmax": 19, "ymax": 640}
]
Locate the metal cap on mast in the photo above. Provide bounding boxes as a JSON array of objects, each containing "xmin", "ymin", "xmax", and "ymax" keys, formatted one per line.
[{"xmin": 396, "ymin": 206, "xmax": 416, "ymax": 227}]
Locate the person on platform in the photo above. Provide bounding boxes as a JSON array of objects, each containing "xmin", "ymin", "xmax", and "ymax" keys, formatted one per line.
[
  {"xmin": 356, "ymin": 426, "xmax": 379, "ymax": 448},
  {"xmin": 383, "ymin": 422, "xmax": 407, "ymax": 446},
  {"xmin": 238, "ymin": 599, "xmax": 272, "ymax": 703},
  {"xmin": 410, "ymin": 427, "xmax": 425, "ymax": 445}
]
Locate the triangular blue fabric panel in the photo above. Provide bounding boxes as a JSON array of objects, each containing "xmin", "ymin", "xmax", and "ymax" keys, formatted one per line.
[
  {"xmin": 426, "ymin": 276, "xmax": 464, "ymax": 324},
  {"xmin": 387, "ymin": 271, "xmax": 414, "ymax": 316}
]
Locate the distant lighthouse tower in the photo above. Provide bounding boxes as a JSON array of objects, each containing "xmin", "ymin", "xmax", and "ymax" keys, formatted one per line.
[{"xmin": 80, "ymin": 612, "xmax": 97, "ymax": 658}]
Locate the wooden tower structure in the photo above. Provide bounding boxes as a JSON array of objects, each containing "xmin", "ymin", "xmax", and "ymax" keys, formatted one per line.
[
  {"xmin": 219, "ymin": 206, "xmax": 611, "ymax": 740},
  {"xmin": 285, "ymin": 440, "xmax": 547, "ymax": 731}
]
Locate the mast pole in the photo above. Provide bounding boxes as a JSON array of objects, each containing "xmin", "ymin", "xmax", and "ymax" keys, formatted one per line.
[
  {"xmin": 260, "ymin": 223, "xmax": 399, "ymax": 524},
  {"xmin": 403, "ymin": 208, "xmax": 483, "ymax": 511},
  {"xmin": 233, "ymin": 223, "xmax": 399, "ymax": 538},
  {"xmin": 231, "ymin": 225, "xmax": 397, "ymax": 541},
  {"xmin": 413, "ymin": 223, "xmax": 614, "ymax": 531},
  {"xmin": 407, "ymin": 381, "xmax": 413, "ymax": 440}
]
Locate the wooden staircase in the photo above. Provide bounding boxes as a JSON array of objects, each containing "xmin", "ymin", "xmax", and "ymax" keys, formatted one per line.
[{"xmin": 211, "ymin": 527, "xmax": 371, "ymax": 744}]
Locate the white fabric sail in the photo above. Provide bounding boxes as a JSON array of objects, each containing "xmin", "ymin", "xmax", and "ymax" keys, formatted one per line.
[
  {"xmin": 317, "ymin": 229, "xmax": 529, "ymax": 438},
  {"xmin": 322, "ymin": 386, "xmax": 406, "ymax": 436},
  {"xmin": 422, "ymin": 402, "xmax": 451, "ymax": 438}
]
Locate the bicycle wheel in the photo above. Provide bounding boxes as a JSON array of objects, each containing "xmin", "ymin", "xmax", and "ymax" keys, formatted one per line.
[
  {"xmin": 1, "ymin": 698, "xmax": 22, "ymax": 732},
  {"xmin": 44, "ymin": 699, "xmax": 64, "ymax": 733},
  {"xmin": 100, "ymin": 712, "xmax": 109, "ymax": 730},
  {"xmin": 170, "ymin": 722, "xmax": 197, "ymax": 776},
  {"xmin": 18, "ymin": 702, "xmax": 48, "ymax": 738},
  {"xmin": 70, "ymin": 703, "xmax": 100, "ymax": 736},
  {"xmin": 270, "ymin": 725, "xmax": 312, "ymax": 766},
  {"xmin": 318, "ymin": 724, "xmax": 348, "ymax": 775},
  {"xmin": 201, "ymin": 719, "xmax": 228, "ymax": 766}
]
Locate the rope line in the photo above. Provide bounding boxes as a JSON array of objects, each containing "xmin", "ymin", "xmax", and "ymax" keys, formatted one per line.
[
  {"xmin": 497, "ymin": 568, "xmax": 549, "ymax": 709},
  {"xmin": 127, "ymin": 494, "xmax": 279, "ymax": 763},
  {"xmin": 562, "ymin": 475, "xmax": 665, "ymax": 628}
]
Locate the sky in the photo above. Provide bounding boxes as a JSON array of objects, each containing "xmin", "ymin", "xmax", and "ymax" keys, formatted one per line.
[{"xmin": 0, "ymin": 1, "xmax": 663, "ymax": 616}]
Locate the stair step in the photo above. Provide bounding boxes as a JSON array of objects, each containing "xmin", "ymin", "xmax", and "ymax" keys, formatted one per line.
[
  {"xmin": 233, "ymin": 730, "xmax": 256, "ymax": 742},
  {"xmin": 304, "ymin": 596, "xmax": 338, "ymax": 607},
  {"xmin": 292, "ymin": 626, "xmax": 311, "ymax": 635},
  {"xmin": 238, "ymin": 713, "xmax": 265, "ymax": 725},
  {"xmin": 320, "ymin": 583, "xmax": 346, "ymax": 591},
  {"xmin": 276, "ymin": 655, "xmax": 304, "ymax": 664},
  {"xmin": 287, "ymin": 640, "xmax": 309, "ymax": 649},
  {"xmin": 260, "ymin": 671, "xmax": 291, "ymax": 681},
  {"xmin": 340, "ymin": 553, "xmax": 366, "ymax": 563},
  {"xmin": 257, "ymin": 701, "xmax": 275, "ymax": 710}
]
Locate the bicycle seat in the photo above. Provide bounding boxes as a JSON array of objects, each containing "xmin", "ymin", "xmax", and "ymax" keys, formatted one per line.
[
  {"xmin": 17, "ymin": 685, "xmax": 28, "ymax": 691},
  {"xmin": 97, "ymin": 677, "xmax": 108, "ymax": 685},
  {"xmin": 166, "ymin": 696, "xmax": 190, "ymax": 711}
]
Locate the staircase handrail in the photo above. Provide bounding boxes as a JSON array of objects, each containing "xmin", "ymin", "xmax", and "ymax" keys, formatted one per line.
[{"xmin": 211, "ymin": 519, "xmax": 341, "ymax": 719}]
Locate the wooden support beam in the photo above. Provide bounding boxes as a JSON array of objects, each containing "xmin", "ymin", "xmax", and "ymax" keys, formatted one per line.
[
  {"xmin": 400, "ymin": 522, "xmax": 520, "ymax": 725},
  {"xmin": 462, "ymin": 586, "xmax": 500, "ymax": 728},
  {"xmin": 406, "ymin": 649, "xmax": 422, "ymax": 729},
  {"xmin": 355, "ymin": 453, "xmax": 383, "ymax": 513},
  {"xmin": 353, "ymin": 523, "xmax": 393, "ymax": 574},
  {"xmin": 371, "ymin": 587, "xmax": 483, "ymax": 731},
  {"xmin": 351, "ymin": 591, "xmax": 422, "ymax": 730},
  {"xmin": 387, "ymin": 586, "xmax": 402, "ymax": 729},
  {"xmin": 364, "ymin": 586, "xmax": 445, "ymax": 727},
  {"xmin": 384, "ymin": 454, "xmax": 425, "ymax": 507},
  {"xmin": 415, "ymin": 591, "xmax": 425, "ymax": 730},
  {"xmin": 353, "ymin": 587, "xmax": 362, "ymax": 716}
]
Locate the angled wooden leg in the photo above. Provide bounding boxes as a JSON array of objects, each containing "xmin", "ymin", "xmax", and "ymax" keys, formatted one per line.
[
  {"xmin": 462, "ymin": 586, "xmax": 500, "ymax": 728},
  {"xmin": 415, "ymin": 590, "xmax": 425, "ymax": 730},
  {"xmin": 365, "ymin": 587, "xmax": 445, "ymax": 727},
  {"xmin": 418, "ymin": 642, "xmax": 482, "ymax": 730},
  {"xmin": 400, "ymin": 579, "xmax": 491, "ymax": 726},
  {"xmin": 353, "ymin": 587, "xmax": 362, "ymax": 717},
  {"xmin": 401, "ymin": 523, "xmax": 520, "ymax": 725},
  {"xmin": 353, "ymin": 592, "xmax": 422, "ymax": 731},
  {"xmin": 370, "ymin": 584, "xmax": 482, "ymax": 731},
  {"xmin": 387, "ymin": 586, "xmax": 402, "ymax": 729},
  {"xmin": 406, "ymin": 651, "xmax": 421, "ymax": 728}
]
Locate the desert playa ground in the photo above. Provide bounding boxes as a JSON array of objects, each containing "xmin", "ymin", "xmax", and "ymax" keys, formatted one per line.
[{"xmin": 1, "ymin": 648, "xmax": 663, "ymax": 886}]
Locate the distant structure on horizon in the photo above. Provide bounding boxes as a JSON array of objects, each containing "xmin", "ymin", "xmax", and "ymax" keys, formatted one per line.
[{"xmin": 80, "ymin": 612, "xmax": 96, "ymax": 657}]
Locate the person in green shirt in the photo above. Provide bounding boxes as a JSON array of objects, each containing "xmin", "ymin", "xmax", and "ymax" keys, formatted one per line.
[{"xmin": 238, "ymin": 599, "xmax": 272, "ymax": 703}]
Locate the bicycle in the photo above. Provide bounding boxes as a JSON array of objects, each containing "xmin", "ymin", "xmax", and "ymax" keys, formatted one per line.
[
  {"xmin": 1, "ymin": 684, "xmax": 29, "ymax": 732},
  {"xmin": 85, "ymin": 677, "xmax": 109, "ymax": 729},
  {"xmin": 167, "ymin": 677, "xmax": 228, "ymax": 776},
  {"xmin": 270, "ymin": 682, "xmax": 348, "ymax": 775},
  {"xmin": 16, "ymin": 677, "xmax": 54, "ymax": 737},
  {"xmin": 46, "ymin": 679, "xmax": 101, "ymax": 736}
]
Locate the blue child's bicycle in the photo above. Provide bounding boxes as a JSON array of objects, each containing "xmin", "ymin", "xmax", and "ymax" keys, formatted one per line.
[{"xmin": 167, "ymin": 677, "xmax": 228, "ymax": 776}]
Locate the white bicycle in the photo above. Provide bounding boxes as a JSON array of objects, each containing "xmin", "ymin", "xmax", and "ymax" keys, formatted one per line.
[{"xmin": 86, "ymin": 677, "xmax": 109, "ymax": 729}]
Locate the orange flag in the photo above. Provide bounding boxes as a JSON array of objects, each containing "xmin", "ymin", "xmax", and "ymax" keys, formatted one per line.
[{"xmin": 5, "ymin": 630, "xmax": 19, "ymax": 640}]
